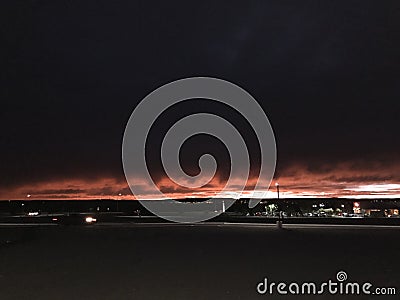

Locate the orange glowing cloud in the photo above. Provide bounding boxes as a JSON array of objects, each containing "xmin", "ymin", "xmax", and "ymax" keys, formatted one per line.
[{"xmin": 1, "ymin": 159, "xmax": 400, "ymax": 200}]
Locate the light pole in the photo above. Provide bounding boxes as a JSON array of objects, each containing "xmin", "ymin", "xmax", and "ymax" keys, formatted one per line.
[
  {"xmin": 275, "ymin": 182, "xmax": 283, "ymax": 229},
  {"xmin": 117, "ymin": 193, "xmax": 122, "ymax": 212},
  {"xmin": 275, "ymin": 182, "xmax": 280, "ymax": 200}
]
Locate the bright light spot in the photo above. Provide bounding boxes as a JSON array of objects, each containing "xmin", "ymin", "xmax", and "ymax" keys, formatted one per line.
[
  {"xmin": 353, "ymin": 202, "xmax": 361, "ymax": 214},
  {"xmin": 275, "ymin": 182, "xmax": 280, "ymax": 186},
  {"xmin": 52, "ymin": 218, "xmax": 58, "ymax": 221},
  {"xmin": 345, "ymin": 184, "xmax": 400, "ymax": 193},
  {"xmin": 342, "ymin": 194, "xmax": 400, "ymax": 199},
  {"xmin": 26, "ymin": 194, "xmax": 31, "ymax": 198},
  {"xmin": 28, "ymin": 212, "xmax": 39, "ymax": 216},
  {"xmin": 85, "ymin": 216, "xmax": 97, "ymax": 223}
]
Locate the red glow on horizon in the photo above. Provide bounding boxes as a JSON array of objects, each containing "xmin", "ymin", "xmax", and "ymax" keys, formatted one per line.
[
  {"xmin": 1, "ymin": 178, "xmax": 400, "ymax": 200},
  {"xmin": 1, "ymin": 162, "xmax": 400, "ymax": 200}
]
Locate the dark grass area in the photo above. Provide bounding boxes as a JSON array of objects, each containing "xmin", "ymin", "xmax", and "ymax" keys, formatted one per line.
[{"xmin": 0, "ymin": 224, "xmax": 399, "ymax": 299}]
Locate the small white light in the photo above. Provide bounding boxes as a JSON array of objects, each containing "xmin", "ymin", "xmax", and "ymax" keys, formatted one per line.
[{"xmin": 85, "ymin": 216, "xmax": 97, "ymax": 223}]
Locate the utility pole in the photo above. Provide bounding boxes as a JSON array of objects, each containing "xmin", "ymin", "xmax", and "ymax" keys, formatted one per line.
[
  {"xmin": 275, "ymin": 182, "xmax": 283, "ymax": 229},
  {"xmin": 276, "ymin": 182, "xmax": 280, "ymax": 200}
]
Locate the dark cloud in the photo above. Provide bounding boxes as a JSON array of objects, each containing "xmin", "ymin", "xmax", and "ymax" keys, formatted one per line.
[{"xmin": 1, "ymin": 1, "xmax": 399, "ymax": 197}]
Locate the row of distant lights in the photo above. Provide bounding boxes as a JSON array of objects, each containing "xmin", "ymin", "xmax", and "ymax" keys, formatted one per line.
[
  {"xmin": 25, "ymin": 193, "xmax": 97, "ymax": 224},
  {"xmin": 312, "ymin": 204, "xmax": 351, "ymax": 208}
]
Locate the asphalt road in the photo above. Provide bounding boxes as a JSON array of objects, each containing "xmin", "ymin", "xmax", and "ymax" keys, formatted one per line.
[{"xmin": 0, "ymin": 223, "xmax": 399, "ymax": 299}]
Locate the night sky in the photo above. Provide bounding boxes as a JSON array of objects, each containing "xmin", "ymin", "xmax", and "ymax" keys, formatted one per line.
[{"xmin": 1, "ymin": 1, "xmax": 400, "ymax": 199}]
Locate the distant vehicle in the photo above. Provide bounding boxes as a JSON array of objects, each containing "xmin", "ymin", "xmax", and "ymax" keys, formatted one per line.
[
  {"xmin": 52, "ymin": 214, "xmax": 98, "ymax": 225},
  {"xmin": 85, "ymin": 216, "xmax": 97, "ymax": 224},
  {"xmin": 27, "ymin": 211, "xmax": 39, "ymax": 216}
]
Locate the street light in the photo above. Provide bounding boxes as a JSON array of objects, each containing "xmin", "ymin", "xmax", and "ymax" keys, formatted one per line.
[
  {"xmin": 275, "ymin": 182, "xmax": 283, "ymax": 229},
  {"xmin": 117, "ymin": 193, "xmax": 122, "ymax": 212},
  {"xmin": 275, "ymin": 182, "xmax": 280, "ymax": 200}
]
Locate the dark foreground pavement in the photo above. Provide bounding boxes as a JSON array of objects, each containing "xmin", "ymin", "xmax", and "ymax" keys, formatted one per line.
[{"xmin": 0, "ymin": 223, "xmax": 399, "ymax": 300}]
